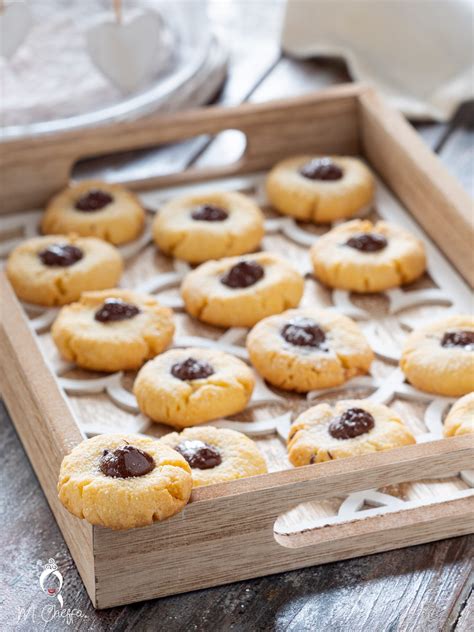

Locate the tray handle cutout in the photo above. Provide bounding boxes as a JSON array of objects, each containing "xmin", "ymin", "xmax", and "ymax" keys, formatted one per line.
[
  {"xmin": 72, "ymin": 129, "xmax": 248, "ymax": 186},
  {"xmin": 186, "ymin": 435, "xmax": 474, "ymax": 551},
  {"xmin": 273, "ymin": 488, "xmax": 474, "ymax": 549}
]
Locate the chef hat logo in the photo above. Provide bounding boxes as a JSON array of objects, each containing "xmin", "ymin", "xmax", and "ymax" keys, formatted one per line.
[
  {"xmin": 39, "ymin": 558, "xmax": 64, "ymax": 607},
  {"xmin": 44, "ymin": 558, "xmax": 57, "ymax": 571}
]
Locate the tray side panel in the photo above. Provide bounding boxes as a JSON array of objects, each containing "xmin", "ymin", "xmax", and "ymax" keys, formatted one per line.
[
  {"xmin": 0, "ymin": 86, "xmax": 362, "ymax": 213},
  {"xmin": 93, "ymin": 436, "xmax": 474, "ymax": 607},
  {"xmin": 0, "ymin": 273, "xmax": 97, "ymax": 604},
  {"xmin": 93, "ymin": 496, "xmax": 473, "ymax": 608},
  {"xmin": 359, "ymin": 89, "xmax": 474, "ymax": 287}
]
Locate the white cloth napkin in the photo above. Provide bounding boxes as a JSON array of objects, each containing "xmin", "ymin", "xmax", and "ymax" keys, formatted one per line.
[{"xmin": 281, "ymin": 0, "xmax": 474, "ymax": 121}]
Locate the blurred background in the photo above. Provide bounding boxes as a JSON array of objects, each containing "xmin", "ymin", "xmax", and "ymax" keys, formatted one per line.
[{"xmin": 1, "ymin": 0, "xmax": 472, "ymax": 194}]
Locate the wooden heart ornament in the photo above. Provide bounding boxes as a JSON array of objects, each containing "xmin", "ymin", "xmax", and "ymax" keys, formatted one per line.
[
  {"xmin": 86, "ymin": 9, "xmax": 173, "ymax": 94},
  {"xmin": 0, "ymin": 1, "xmax": 33, "ymax": 59}
]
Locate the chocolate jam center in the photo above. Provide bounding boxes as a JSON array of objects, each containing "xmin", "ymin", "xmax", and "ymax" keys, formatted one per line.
[
  {"xmin": 441, "ymin": 330, "xmax": 474, "ymax": 350},
  {"xmin": 328, "ymin": 407, "xmax": 375, "ymax": 440},
  {"xmin": 221, "ymin": 260, "xmax": 265, "ymax": 289},
  {"xmin": 38, "ymin": 244, "xmax": 84, "ymax": 267},
  {"xmin": 175, "ymin": 440, "xmax": 222, "ymax": 470},
  {"xmin": 171, "ymin": 357, "xmax": 215, "ymax": 381},
  {"xmin": 99, "ymin": 445, "xmax": 155, "ymax": 478},
  {"xmin": 94, "ymin": 298, "xmax": 141, "ymax": 323},
  {"xmin": 75, "ymin": 189, "xmax": 113, "ymax": 212},
  {"xmin": 191, "ymin": 204, "xmax": 229, "ymax": 222},
  {"xmin": 345, "ymin": 232, "xmax": 388, "ymax": 253},
  {"xmin": 299, "ymin": 158, "xmax": 343, "ymax": 181},
  {"xmin": 281, "ymin": 318, "xmax": 327, "ymax": 349}
]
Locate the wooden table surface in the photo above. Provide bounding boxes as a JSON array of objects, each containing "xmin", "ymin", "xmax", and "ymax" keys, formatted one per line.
[{"xmin": 1, "ymin": 3, "xmax": 473, "ymax": 630}]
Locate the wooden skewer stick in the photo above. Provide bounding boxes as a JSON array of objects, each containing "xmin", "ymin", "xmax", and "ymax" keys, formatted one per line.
[{"xmin": 113, "ymin": 0, "xmax": 122, "ymax": 24}]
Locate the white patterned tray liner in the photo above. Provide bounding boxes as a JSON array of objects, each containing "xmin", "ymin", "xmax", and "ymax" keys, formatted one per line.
[{"xmin": 2, "ymin": 171, "xmax": 473, "ymax": 533}]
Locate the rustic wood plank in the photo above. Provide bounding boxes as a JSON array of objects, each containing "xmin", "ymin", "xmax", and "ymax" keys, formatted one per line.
[
  {"xmin": 436, "ymin": 101, "xmax": 474, "ymax": 199},
  {"xmin": 412, "ymin": 121, "xmax": 448, "ymax": 149},
  {"xmin": 454, "ymin": 589, "xmax": 474, "ymax": 632}
]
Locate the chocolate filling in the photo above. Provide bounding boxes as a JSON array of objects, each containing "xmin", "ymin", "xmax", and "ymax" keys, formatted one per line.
[
  {"xmin": 38, "ymin": 244, "xmax": 84, "ymax": 267},
  {"xmin": 99, "ymin": 445, "xmax": 155, "ymax": 478},
  {"xmin": 174, "ymin": 440, "xmax": 222, "ymax": 470},
  {"xmin": 281, "ymin": 318, "xmax": 327, "ymax": 350},
  {"xmin": 328, "ymin": 407, "xmax": 375, "ymax": 440},
  {"xmin": 345, "ymin": 232, "xmax": 388, "ymax": 253},
  {"xmin": 94, "ymin": 298, "xmax": 141, "ymax": 323},
  {"xmin": 220, "ymin": 260, "xmax": 265, "ymax": 289},
  {"xmin": 171, "ymin": 357, "xmax": 215, "ymax": 381},
  {"xmin": 441, "ymin": 330, "xmax": 474, "ymax": 350},
  {"xmin": 191, "ymin": 204, "xmax": 229, "ymax": 222},
  {"xmin": 75, "ymin": 189, "xmax": 113, "ymax": 212},
  {"xmin": 299, "ymin": 158, "xmax": 343, "ymax": 181}
]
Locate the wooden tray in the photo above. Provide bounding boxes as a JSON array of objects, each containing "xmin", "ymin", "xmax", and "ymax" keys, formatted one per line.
[{"xmin": 1, "ymin": 85, "xmax": 473, "ymax": 609}]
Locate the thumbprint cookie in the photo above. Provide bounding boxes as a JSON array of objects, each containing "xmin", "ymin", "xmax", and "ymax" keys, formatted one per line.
[
  {"xmin": 443, "ymin": 392, "xmax": 474, "ymax": 437},
  {"xmin": 266, "ymin": 155, "xmax": 374, "ymax": 223},
  {"xmin": 247, "ymin": 308, "xmax": 373, "ymax": 392},
  {"xmin": 310, "ymin": 219, "xmax": 426, "ymax": 293},
  {"xmin": 153, "ymin": 191, "xmax": 264, "ymax": 263},
  {"xmin": 181, "ymin": 252, "xmax": 304, "ymax": 328},
  {"xmin": 288, "ymin": 400, "xmax": 415, "ymax": 466},
  {"xmin": 401, "ymin": 315, "xmax": 474, "ymax": 396},
  {"xmin": 161, "ymin": 426, "xmax": 267, "ymax": 487},
  {"xmin": 134, "ymin": 348, "xmax": 255, "ymax": 428},
  {"xmin": 57, "ymin": 433, "xmax": 192, "ymax": 530},
  {"xmin": 42, "ymin": 180, "xmax": 145, "ymax": 245},
  {"xmin": 6, "ymin": 235, "xmax": 123, "ymax": 306},
  {"xmin": 52, "ymin": 289, "xmax": 175, "ymax": 372}
]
